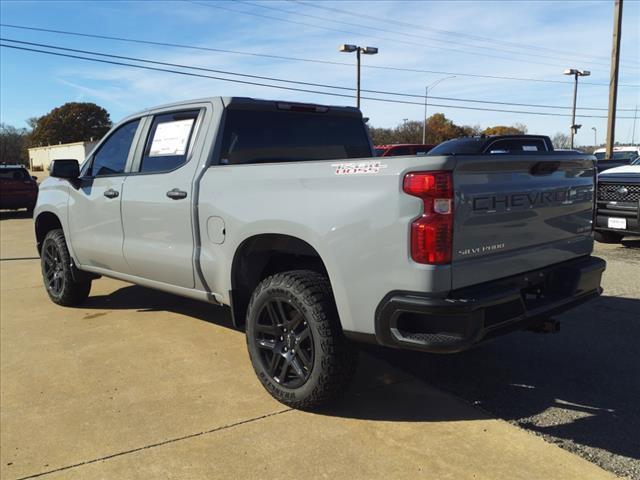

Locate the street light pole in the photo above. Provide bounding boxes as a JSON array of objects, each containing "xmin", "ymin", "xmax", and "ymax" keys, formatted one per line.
[
  {"xmin": 563, "ymin": 68, "xmax": 590, "ymax": 149},
  {"xmin": 339, "ymin": 44, "xmax": 378, "ymax": 110},
  {"xmin": 422, "ymin": 76, "xmax": 456, "ymax": 144},
  {"xmin": 591, "ymin": 126, "xmax": 597, "ymax": 147}
]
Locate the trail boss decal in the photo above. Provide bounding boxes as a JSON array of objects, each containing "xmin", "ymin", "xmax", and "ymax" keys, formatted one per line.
[{"xmin": 332, "ymin": 161, "xmax": 388, "ymax": 175}]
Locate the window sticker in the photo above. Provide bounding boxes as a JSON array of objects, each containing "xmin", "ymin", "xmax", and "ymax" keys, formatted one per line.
[
  {"xmin": 522, "ymin": 145, "xmax": 539, "ymax": 151},
  {"xmin": 149, "ymin": 119, "xmax": 195, "ymax": 156}
]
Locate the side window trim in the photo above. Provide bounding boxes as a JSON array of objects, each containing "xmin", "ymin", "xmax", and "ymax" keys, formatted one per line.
[
  {"xmin": 81, "ymin": 118, "xmax": 144, "ymax": 178},
  {"xmin": 128, "ymin": 115, "xmax": 153, "ymax": 173},
  {"xmin": 132, "ymin": 108, "xmax": 204, "ymax": 175}
]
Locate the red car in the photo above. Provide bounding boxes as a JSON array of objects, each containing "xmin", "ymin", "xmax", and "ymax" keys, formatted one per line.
[
  {"xmin": 375, "ymin": 144, "xmax": 435, "ymax": 157},
  {"xmin": 0, "ymin": 164, "xmax": 38, "ymax": 212}
]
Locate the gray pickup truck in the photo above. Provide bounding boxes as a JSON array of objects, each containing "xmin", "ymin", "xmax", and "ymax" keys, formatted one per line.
[{"xmin": 34, "ymin": 97, "xmax": 605, "ymax": 409}]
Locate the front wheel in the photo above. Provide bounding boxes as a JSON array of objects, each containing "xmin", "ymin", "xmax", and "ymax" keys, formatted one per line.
[
  {"xmin": 41, "ymin": 229, "xmax": 91, "ymax": 306},
  {"xmin": 246, "ymin": 270, "xmax": 357, "ymax": 410}
]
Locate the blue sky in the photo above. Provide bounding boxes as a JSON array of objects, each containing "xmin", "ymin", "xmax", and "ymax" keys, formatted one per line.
[{"xmin": 1, "ymin": 0, "xmax": 639, "ymax": 146}]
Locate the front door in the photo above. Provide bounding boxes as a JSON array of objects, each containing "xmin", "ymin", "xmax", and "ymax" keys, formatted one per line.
[
  {"xmin": 68, "ymin": 119, "xmax": 141, "ymax": 273},
  {"xmin": 121, "ymin": 109, "xmax": 202, "ymax": 288}
]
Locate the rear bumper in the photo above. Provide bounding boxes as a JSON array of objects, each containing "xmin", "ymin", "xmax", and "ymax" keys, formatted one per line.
[{"xmin": 373, "ymin": 255, "xmax": 605, "ymax": 353}]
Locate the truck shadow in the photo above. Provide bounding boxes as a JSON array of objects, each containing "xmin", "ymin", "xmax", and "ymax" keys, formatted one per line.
[
  {"xmin": 82, "ymin": 286, "xmax": 640, "ymax": 457},
  {"xmin": 82, "ymin": 284, "xmax": 484, "ymax": 423},
  {"xmin": 370, "ymin": 295, "xmax": 640, "ymax": 461},
  {"xmin": 0, "ymin": 210, "xmax": 33, "ymax": 221}
]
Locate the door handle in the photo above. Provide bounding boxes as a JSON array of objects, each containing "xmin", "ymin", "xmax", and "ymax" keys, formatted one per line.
[
  {"xmin": 166, "ymin": 188, "xmax": 188, "ymax": 200},
  {"xmin": 104, "ymin": 188, "xmax": 119, "ymax": 199}
]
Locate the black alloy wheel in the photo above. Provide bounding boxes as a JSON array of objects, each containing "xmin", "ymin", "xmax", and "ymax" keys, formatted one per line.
[
  {"xmin": 254, "ymin": 297, "xmax": 314, "ymax": 389},
  {"xmin": 42, "ymin": 240, "xmax": 66, "ymax": 297},
  {"xmin": 246, "ymin": 270, "xmax": 358, "ymax": 410},
  {"xmin": 40, "ymin": 229, "xmax": 91, "ymax": 306}
]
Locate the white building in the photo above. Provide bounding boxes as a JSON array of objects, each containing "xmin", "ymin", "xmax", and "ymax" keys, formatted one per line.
[{"xmin": 28, "ymin": 141, "xmax": 97, "ymax": 171}]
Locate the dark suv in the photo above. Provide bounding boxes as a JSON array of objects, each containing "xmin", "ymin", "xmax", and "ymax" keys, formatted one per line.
[{"xmin": 0, "ymin": 164, "xmax": 39, "ymax": 212}]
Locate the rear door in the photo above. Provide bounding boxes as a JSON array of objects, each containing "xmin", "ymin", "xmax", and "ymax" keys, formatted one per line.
[
  {"xmin": 452, "ymin": 154, "xmax": 595, "ymax": 289},
  {"xmin": 121, "ymin": 108, "xmax": 204, "ymax": 288}
]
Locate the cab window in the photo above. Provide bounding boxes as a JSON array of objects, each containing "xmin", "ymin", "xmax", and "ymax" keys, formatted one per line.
[
  {"xmin": 487, "ymin": 139, "xmax": 547, "ymax": 154},
  {"xmin": 90, "ymin": 120, "xmax": 140, "ymax": 177},
  {"xmin": 140, "ymin": 110, "xmax": 199, "ymax": 173}
]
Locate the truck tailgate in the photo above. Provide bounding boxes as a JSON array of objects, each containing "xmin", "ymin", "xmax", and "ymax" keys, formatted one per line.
[{"xmin": 452, "ymin": 155, "xmax": 595, "ymax": 290}]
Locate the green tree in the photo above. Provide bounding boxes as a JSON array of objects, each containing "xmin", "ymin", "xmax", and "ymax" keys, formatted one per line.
[
  {"xmin": 29, "ymin": 102, "xmax": 111, "ymax": 147},
  {"xmin": 0, "ymin": 123, "xmax": 29, "ymax": 165}
]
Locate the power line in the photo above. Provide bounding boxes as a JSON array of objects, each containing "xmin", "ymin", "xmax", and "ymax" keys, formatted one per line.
[
  {"xmin": 237, "ymin": 0, "xmax": 624, "ymax": 70},
  {"xmin": 290, "ymin": 0, "xmax": 640, "ymax": 68},
  {"xmin": 1, "ymin": 23, "xmax": 637, "ymax": 88},
  {"xmin": 2, "ymin": 37, "xmax": 629, "ymax": 112},
  {"xmin": 189, "ymin": 0, "xmax": 583, "ymax": 70},
  {"xmin": 1, "ymin": 42, "xmax": 636, "ymax": 119}
]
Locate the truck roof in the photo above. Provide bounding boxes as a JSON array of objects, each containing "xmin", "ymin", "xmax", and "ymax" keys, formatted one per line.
[{"xmin": 128, "ymin": 97, "xmax": 362, "ymax": 119}]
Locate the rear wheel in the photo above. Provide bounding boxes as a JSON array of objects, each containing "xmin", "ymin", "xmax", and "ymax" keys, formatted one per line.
[
  {"xmin": 246, "ymin": 270, "xmax": 357, "ymax": 410},
  {"xmin": 594, "ymin": 230, "xmax": 624, "ymax": 244},
  {"xmin": 41, "ymin": 229, "xmax": 91, "ymax": 306}
]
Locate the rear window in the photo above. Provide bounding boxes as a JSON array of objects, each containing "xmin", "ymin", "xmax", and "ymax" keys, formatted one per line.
[
  {"xmin": 374, "ymin": 148, "xmax": 386, "ymax": 156},
  {"xmin": 486, "ymin": 138, "xmax": 547, "ymax": 154},
  {"xmin": 219, "ymin": 109, "xmax": 372, "ymax": 165},
  {"xmin": 0, "ymin": 168, "xmax": 28, "ymax": 180}
]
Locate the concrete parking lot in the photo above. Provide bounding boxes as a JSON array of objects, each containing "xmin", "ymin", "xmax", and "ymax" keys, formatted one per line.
[{"xmin": 0, "ymin": 212, "xmax": 634, "ymax": 480}]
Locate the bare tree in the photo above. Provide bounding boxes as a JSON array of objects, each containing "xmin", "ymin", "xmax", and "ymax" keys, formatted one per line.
[{"xmin": 552, "ymin": 132, "xmax": 571, "ymax": 149}]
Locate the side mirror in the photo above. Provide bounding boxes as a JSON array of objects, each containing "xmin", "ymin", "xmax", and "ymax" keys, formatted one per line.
[
  {"xmin": 31, "ymin": 176, "xmax": 38, "ymax": 181},
  {"xmin": 49, "ymin": 159, "xmax": 80, "ymax": 179}
]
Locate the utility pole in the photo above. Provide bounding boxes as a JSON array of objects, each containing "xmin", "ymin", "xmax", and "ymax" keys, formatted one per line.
[
  {"xmin": 356, "ymin": 47, "xmax": 361, "ymax": 110},
  {"xmin": 592, "ymin": 126, "xmax": 597, "ymax": 147},
  {"xmin": 606, "ymin": 0, "xmax": 623, "ymax": 158}
]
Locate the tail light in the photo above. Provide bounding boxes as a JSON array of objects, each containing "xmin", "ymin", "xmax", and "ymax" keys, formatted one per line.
[{"xmin": 403, "ymin": 171, "xmax": 453, "ymax": 264}]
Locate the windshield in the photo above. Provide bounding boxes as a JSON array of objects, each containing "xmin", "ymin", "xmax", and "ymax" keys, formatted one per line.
[
  {"xmin": 632, "ymin": 157, "xmax": 640, "ymax": 166},
  {"xmin": 0, "ymin": 168, "xmax": 29, "ymax": 180},
  {"xmin": 220, "ymin": 109, "xmax": 372, "ymax": 164}
]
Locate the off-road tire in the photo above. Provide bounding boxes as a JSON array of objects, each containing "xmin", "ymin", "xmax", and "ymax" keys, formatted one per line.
[
  {"xmin": 246, "ymin": 270, "xmax": 358, "ymax": 410},
  {"xmin": 594, "ymin": 230, "xmax": 624, "ymax": 244},
  {"xmin": 41, "ymin": 229, "xmax": 91, "ymax": 306}
]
